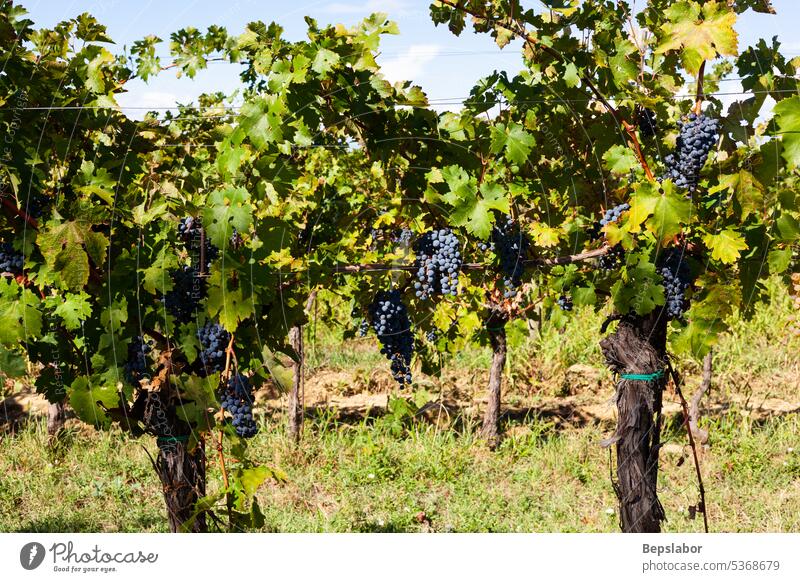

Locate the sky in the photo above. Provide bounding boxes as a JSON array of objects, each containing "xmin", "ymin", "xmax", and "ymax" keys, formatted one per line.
[{"xmin": 18, "ymin": 0, "xmax": 800, "ymax": 116}]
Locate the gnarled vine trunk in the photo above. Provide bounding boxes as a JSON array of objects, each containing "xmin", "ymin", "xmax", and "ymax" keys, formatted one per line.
[
  {"xmin": 47, "ymin": 401, "xmax": 66, "ymax": 443},
  {"xmin": 155, "ymin": 439, "xmax": 207, "ymax": 533},
  {"xmin": 481, "ymin": 310, "xmax": 508, "ymax": 449},
  {"xmin": 600, "ymin": 312, "xmax": 667, "ymax": 533},
  {"xmin": 287, "ymin": 324, "xmax": 304, "ymax": 442},
  {"xmin": 144, "ymin": 381, "xmax": 207, "ymax": 533}
]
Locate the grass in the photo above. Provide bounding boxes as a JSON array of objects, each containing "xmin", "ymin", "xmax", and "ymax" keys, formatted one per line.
[
  {"xmin": 0, "ymin": 278, "xmax": 797, "ymax": 533},
  {"xmin": 0, "ymin": 408, "xmax": 797, "ymax": 533}
]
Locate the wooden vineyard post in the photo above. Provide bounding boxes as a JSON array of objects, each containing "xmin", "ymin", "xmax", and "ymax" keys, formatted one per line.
[
  {"xmin": 481, "ymin": 308, "xmax": 508, "ymax": 449},
  {"xmin": 287, "ymin": 291, "xmax": 316, "ymax": 442},
  {"xmin": 600, "ymin": 313, "xmax": 668, "ymax": 532},
  {"xmin": 287, "ymin": 324, "xmax": 304, "ymax": 442}
]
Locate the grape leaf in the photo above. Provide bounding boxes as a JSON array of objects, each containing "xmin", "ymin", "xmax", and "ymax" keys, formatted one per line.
[
  {"xmin": 774, "ymin": 95, "xmax": 800, "ymax": 169},
  {"xmin": 657, "ymin": 1, "xmax": 738, "ymax": 75},
  {"xmin": 703, "ymin": 228, "xmax": 748, "ymax": 264},
  {"xmin": 490, "ymin": 122, "xmax": 536, "ymax": 165},
  {"xmin": 602, "ymin": 145, "xmax": 638, "ymax": 174}
]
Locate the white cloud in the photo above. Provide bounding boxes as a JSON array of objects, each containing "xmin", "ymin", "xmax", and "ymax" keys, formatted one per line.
[
  {"xmin": 379, "ymin": 44, "xmax": 442, "ymax": 85},
  {"xmin": 322, "ymin": 0, "xmax": 410, "ymax": 15},
  {"xmin": 116, "ymin": 90, "xmax": 191, "ymax": 120}
]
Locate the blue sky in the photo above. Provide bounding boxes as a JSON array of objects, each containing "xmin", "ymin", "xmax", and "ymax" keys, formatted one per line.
[{"xmin": 20, "ymin": 0, "xmax": 800, "ymax": 115}]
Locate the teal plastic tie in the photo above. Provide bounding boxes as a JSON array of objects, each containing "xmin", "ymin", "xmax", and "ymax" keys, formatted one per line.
[
  {"xmin": 157, "ymin": 435, "xmax": 189, "ymax": 443},
  {"xmin": 620, "ymin": 369, "xmax": 665, "ymax": 382}
]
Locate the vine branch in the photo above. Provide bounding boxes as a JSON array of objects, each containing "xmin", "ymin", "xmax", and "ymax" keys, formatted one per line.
[
  {"xmin": 438, "ymin": 0, "xmax": 655, "ymax": 181},
  {"xmin": 666, "ymin": 359, "xmax": 709, "ymax": 533}
]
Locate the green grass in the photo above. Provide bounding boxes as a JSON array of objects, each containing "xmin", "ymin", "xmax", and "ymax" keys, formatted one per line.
[
  {"xmin": 1, "ymin": 409, "xmax": 797, "ymax": 533},
  {"xmin": 1, "ymin": 278, "xmax": 797, "ymax": 533}
]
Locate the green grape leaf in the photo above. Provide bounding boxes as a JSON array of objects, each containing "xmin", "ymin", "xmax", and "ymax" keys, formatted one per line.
[
  {"xmin": 0, "ymin": 279, "xmax": 42, "ymax": 345},
  {"xmin": 612, "ymin": 259, "xmax": 664, "ymax": 315},
  {"xmin": 51, "ymin": 292, "xmax": 93, "ymax": 331},
  {"xmin": 312, "ymin": 47, "xmax": 340, "ymax": 74},
  {"xmin": 657, "ymin": 1, "xmax": 738, "ymax": 75},
  {"xmin": 703, "ymin": 228, "xmax": 748, "ymax": 264},
  {"xmin": 602, "ymin": 145, "xmax": 638, "ymax": 174},
  {"xmin": 712, "ymin": 170, "xmax": 765, "ymax": 219},
  {"xmin": 450, "ymin": 182, "xmax": 510, "ymax": 240},
  {"xmin": 203, "ymin": 187, "xmax": 253, "ymax": 250},
  {"xmin": 0, "ymin": 345, "xmax": 27, "ymax": 377},
  {"xmin": 490, "ymin": 122, "xmax": 536, "ymax": 165},
  {"xmin": 774, "ymin": 95, "xmax": 800, "ymax": 169},
  {"xmin": 69, "ymin": 376, "xmax": 118, "ymax": 428},
  {"xmin": 671, "ymin": 317, "xmax": 726, "ymax": 359},
  {"xmin": 238, "ymin": 95, "xmax": 286, "ymax": 150},
  {"xmin": 563, "ymin": 62, "xmax": 580, "ymax": 88},
  {"xmin": 72, "ymin": 160, "xmax": 115, "ymax": 205}
]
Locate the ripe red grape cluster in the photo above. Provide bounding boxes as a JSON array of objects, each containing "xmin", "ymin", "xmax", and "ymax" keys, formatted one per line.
[
  {"xmin": 490, "ymin": 216, "xmax": 530, "ymax": 298},
  {"xmin": 196, "ymin": 321, "xmax": 231, "ymax": 376},
  {"xmin": 124, "ymin": 335, "xmax": 152, "ymax": 388},
  {"xmin": 659, "ymin": 249, "xmax": 692, "ymax": 319},
  {"xmin": 413, "ymin": 229, "xmax": 462, "ymax": 299},
  {"xmin": 663, "ymin": 113, "xmax": 721, "ymax": 192},
  {"xmin": 220, "ymin": 373, "xmax": 258, "ymax": 438},
  {"xmin": 368, "ymin": 290, "xmax": 414, "ymax": 386},
  {"xmin": 0, "ymin": 242, "xmax": 24, "ymax": 274}
]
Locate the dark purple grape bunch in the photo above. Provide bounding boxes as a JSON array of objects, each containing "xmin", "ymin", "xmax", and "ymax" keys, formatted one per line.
[
  {"xmin": 220, "ymin": 373, "xmax": 258, "ymax": 438},
  {"xmin": 599, "ymin": 203, "xmax": 630, "ymax": 230},
  {"xmin": 425, "ymin": 328, "xmax": 439, "ymax": 342},
  {"xmin": 413, "ymin": 228, "xmax": 462, "ymax": 300},
  {"xmin": 358, "ymin": 319, "xmax": 369, "ymax": 337},
  {"xmin": 658, "ymin": 249, "xmax": 692, "ymax": 319},
  {"xmin": 229, "ymin": 227, "xmax": 244, "ymax": 250},
  {"xmin": 178, "ymin": 216, "xmax": 219, "ymax": 268},
  {"xmin": 0, "ymin": 243, "xmax": 24, "ymax": 275},
  {"xmin": 663, "ymin": 113, "xmax": 721, "ymax": 192},
  {"xmin": 599, "ymin": 244, "xmax": 625, "ymax": 271},
  {"xmin": 196, "ymin": 321, "xmax": 231, "ymax": 376},
  {"xmin": 163, "ymin": 265, "xmax": 206, "ymax": 323},
  {"xmin": 368, "ymin": 290, "xmax": 414, "ymax": 386},
  {"xmin": 392, "ymin": 227, "xmax": 413, "ymax": 248},
  {"xmin": 636, "ymin": 107, "xmax": 658, "ymax": 138},
  {"xmin": 124, "ymin": 335, "xmax": 153, "ymax": 388},
  {"xmin": 490, "ymin": 215, "xmax": 531, "ymax": 298},
  {"xmin": 556, "ymin": 294, "xmax": 573, "ymax": 312}
]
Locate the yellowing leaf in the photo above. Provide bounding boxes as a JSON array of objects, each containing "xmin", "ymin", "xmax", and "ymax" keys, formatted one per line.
[
  {"xmin": 703, "ymin": 228, "xmax": 748, "ymax": 264},
  {"xmin": 657, "ymin": 1, "xmax": 738, "ymax": 75}
]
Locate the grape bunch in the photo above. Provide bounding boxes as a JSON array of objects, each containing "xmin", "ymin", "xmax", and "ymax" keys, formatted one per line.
[
  {"xmin": 412, "ymin": 229, "xmax": 462, "ymax": 300},
  {"xmin": 556, "ymin": 295, "xmax": 573, "ymax": 311},
  {"xmin": 163, "ymin": 265, "xmax": 206, "ymax": 323},
  {"xmin": 0, "ymin": 243, "xmax": 24, "ymax": 274},
  {"xmin": 229, "ymin": 227, "xmax": 244, "ymax": 250},
  {"xmin": 599, "ymin": 244, "xmax": 625, "ymax": 271},
  {"xmin": 23, "ymin": 192, "xmax": 52, "ymax": 219},
  {"xmin": 663, "ymin": 113, "xmax": 721, "ymax": 192},
  {"xmin": 658, "ymin": 249, "xmax": 692, "ymax": 319},
  {"xmin": 178, "ymin": 216, "xmax": 219, "ymax": 268},
  {"xmin": 220, "ymin": 373, "xmax": 258, "ymax": 438},
  {"xmin": 358, "ymin": 319, "xmax": 369, "ymax": 337},
  {"xmin": 368, "ymin": 290, "xmax": 414, "ymax": 386},
  {"xmin": 637, "ymin": 107, "xmax": 657, "ymax": 138},
  {"xmin": 196, "ymin": 321, "xmax": 231, "ymax": 376},
  {"xmin": 124, "ymin": 335, "xmax": 152, "ymax": 388},
  {"xmin": 490, "ymin": 216, "xmax": 530, "ymax": 297},
  {"xmin": 392, "ymin": 227, "xmax": 413, "ymax": 247},
  {"xmin": 425, "ymin": 328, "xmax": 439, "ymax": 342},
  {"xmin": 598, "ymin": 203, "xmax": 630, "ymax": 229}
]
